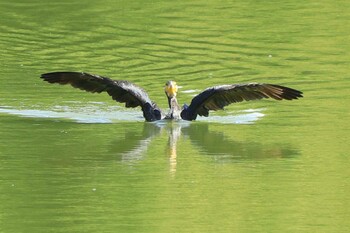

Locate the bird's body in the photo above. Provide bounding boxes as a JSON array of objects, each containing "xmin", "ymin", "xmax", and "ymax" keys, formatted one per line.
[{"xmin": 40, "ymin": 72, "xmax": 303, "ymax": 121}]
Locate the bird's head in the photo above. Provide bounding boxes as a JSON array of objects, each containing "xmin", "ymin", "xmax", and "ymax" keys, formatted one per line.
[{"xmin": 164, "ymin": 80, "xmax": 178, "ymax": 98}]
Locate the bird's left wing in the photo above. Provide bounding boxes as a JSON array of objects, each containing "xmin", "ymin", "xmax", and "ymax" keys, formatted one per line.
[
  {"xmin": 180, "ymin": 83, "xmax": 303, "ymax": 121},
  {"xmin": 40, "ymin": 72, "xmax": 162, "ymax": 121}
]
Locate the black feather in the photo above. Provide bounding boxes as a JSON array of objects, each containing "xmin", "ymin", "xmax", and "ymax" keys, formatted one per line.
[
  {"xmin": 40, "ymin": 72, "xmax": 162, "ymax": 121},
  {"xmin": 180, "ymin": 83, "xmax": 303, "ymax": 120}
]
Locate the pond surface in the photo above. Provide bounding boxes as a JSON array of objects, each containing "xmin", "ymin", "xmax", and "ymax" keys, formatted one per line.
[{"xmin": 1, "ymin": 0, "xmax": 350, "ymax": 232}]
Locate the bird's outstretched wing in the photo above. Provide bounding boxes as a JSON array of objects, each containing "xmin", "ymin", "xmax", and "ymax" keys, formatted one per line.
[
  {"xmin": 180, "ymin": 83, "xmax": 303, "ymax": 121},
  {"xmin": 40, "ymin": 72, "xmax": 161, "ymax": 121}
]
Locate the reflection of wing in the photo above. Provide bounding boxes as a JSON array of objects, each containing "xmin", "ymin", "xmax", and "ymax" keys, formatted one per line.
[
  {"xmin": 41, "ymin": 72, "xmax": 161, "ymax": 121},
  {"xmin": 119, "ymin": 138, "xmax": 154, "ymax": 162},
  {"xmin": 181, "ymin": 83, "xmax": 303, "ymax": 120},
  {"xmin": 110, "ymin": 123, "xmax": 161, "ymax": 163},
  {"xmin": 182, "ymin": 123, "xmax": 298, "ymax": 161}
]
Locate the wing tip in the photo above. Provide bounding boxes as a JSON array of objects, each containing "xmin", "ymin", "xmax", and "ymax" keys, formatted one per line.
[
  {"xmin": 268, "ymin": 84, "xmax": 304, "ymax": 100},
  {"xmin": 40, "ymin": 71, "xmax": 81, "ymax": 84},
  {"xmin": 40, "ymin": 73, "xmax": 61, "ymax": 84}
]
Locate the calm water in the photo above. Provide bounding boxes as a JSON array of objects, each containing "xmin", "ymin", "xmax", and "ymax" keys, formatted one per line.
[{"xmin": 1, "ymin": 0, "xmax": 350, "ymax": 232}]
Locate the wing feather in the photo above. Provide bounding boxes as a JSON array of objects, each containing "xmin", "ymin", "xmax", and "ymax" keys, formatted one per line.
[
  {"xmin": 181, "ymin": 83, "xmax": 303, "ymax": 120},
  {"xmin": 40, "ymin": 72, "xmax": 162, "ymax": 121},
  {"xmin": 41, "ymin": 72, "xmax": 151, "ymax": 106}
]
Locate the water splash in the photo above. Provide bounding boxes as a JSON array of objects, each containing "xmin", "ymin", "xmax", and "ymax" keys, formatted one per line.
[
  {"xmin": 198, "ymin": 109, "xmax": 265, "ymax": 124},
  {"xmin": 0, "ymin": 105, "xmax": 143, "ymax": 123},
  {"xmin": 0, "ymin": 106, "xmax": 264, "ymax": 124}
]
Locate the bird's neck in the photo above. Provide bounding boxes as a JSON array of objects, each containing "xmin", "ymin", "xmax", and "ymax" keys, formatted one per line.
[{"xmin": 166, "ymin": 96, "xmax": 181, "ymax": 119}]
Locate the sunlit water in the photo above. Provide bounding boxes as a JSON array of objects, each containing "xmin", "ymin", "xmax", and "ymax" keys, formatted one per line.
[{"xmin": 1, "ymin": 1, "xmax": 350, "ymax": 233}]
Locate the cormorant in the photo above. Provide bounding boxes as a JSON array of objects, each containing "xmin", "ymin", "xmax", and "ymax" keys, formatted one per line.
[{"xmin": 40, "ymin": 72, "xmax": 303, "ymax": 121}]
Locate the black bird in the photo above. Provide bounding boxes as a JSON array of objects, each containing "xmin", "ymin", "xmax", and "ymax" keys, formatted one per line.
[{"xmin": 40, "ymin": 72, "xmax": 303, "ymax": 122}]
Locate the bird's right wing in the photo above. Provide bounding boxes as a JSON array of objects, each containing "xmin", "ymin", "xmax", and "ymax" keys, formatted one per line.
[
  {"xmin": 40, "ymin": 72, "xmax": 162, "ymax": 121},
  {"xmin": 181, "ymin": 83, "xmax": 303, "ymax": 121}
]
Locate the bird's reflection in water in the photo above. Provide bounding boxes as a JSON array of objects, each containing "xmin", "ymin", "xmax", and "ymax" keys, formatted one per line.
[
  {"xmin": 165, "ymin": 123, "xmax": 182, "ymax": 176},
  {"xmin": 182, "ymin": 124, "xmax": 298, "ymax": 162},
  {"xmin": 110, "ymin": 122, "xmax": 162, "ymax": 163},
  {"xmin": 111, "ymin": 121, "xmax": 299, "ymax": 176}
]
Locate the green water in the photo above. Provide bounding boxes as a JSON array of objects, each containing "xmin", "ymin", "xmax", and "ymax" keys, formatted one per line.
[{"xmin": 1, "ymin": 0, "xmax": 350, "ymax": 232}]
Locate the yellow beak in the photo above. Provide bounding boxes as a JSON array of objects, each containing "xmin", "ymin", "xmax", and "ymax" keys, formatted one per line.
[{"xmin": 165, "ymin": 81, "xmax": 178, "ymax": 97}]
